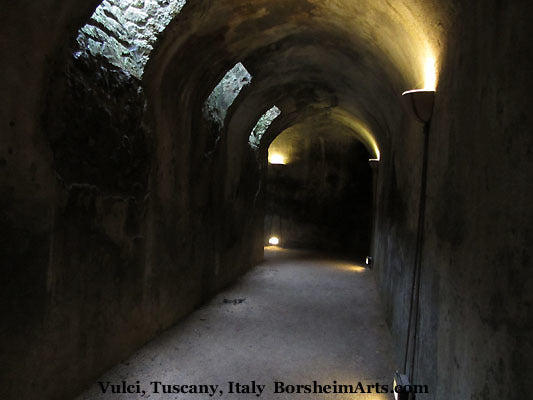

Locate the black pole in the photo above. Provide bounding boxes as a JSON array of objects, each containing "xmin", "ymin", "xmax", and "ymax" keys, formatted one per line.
[
  {"xmin": 403, "ymin": 120, "xmax": 431, "ymax": 379},
  {"xmin": 410, "ymin": 121, "xmax": 431, "ymax": 391}
]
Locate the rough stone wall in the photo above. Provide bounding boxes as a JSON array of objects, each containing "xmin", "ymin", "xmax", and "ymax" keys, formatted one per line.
[
  {"xmin": 373, "ymin": 2, "xmax": 533, "ymax": 399},
  {"xmin": 44, "ymin": 53, "xmax": 149, "ymax": 195},
  {"xmin": 76, "ymin": 0, "xmax": 186, "ymax": 78},
  {"xmin": 266, "ymin": 137, "xmax": 373, "ymax": 257}
]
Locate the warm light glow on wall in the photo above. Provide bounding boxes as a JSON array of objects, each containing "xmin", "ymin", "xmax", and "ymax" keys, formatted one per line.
[
  {"xmin": 423, "ymin": 56, "xmax": 437, "ymax": 91},
  {"xmin": 268, "ymin": 153, "xmax": 287, "ymax": 165},
  {"xmin": 331, "ymin": 108, "xmax": 381, "ymax": 160},
  {"xmin": 268, "ymin": 236, "xmax": 280, "ymax": 245}
]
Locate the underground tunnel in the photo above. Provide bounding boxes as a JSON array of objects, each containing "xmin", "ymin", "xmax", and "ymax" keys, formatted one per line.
[
  {"xmin": 264, "ymin": 122, "xmax": 374, "ymax": 256},
  {"xmin": 1, "ymin": 1, "xmax": 532, "ymax": 399}
]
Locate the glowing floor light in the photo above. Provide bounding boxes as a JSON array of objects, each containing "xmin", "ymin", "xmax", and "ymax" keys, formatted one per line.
[{"xmin": 268, "ymin": 236, "xmax": 280, "ymax": 246}]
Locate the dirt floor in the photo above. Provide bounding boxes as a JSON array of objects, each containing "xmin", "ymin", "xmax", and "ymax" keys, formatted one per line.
[{"xmin": 77, "ymin": 247, "xmax": 395, "ymax": 400}]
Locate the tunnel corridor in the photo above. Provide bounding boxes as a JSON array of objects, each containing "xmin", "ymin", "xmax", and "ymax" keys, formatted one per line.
[
  {"xmin": 264, "ymin": 131, "xmax": 373, "ymax": 255},
  {"xmin": 1, "ymin": 1, "xmax": 532, "ymax": 400}
]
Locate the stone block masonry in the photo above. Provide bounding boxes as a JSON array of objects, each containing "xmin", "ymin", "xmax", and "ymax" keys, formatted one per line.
[{"xmin": 76, "ymin": 0, "xmax": 186, "ymax": 78}]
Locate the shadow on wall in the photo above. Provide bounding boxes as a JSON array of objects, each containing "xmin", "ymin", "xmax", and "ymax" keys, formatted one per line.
[{"xmin": 0, "ymin": 35, "xmax": 263, "ymax": 399}]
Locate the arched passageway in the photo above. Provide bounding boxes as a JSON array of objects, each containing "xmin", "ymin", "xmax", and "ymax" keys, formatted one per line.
[
  {"xmin": 264, "ymin": 126, "xmax": 374, "ymax": 257},
  {"xmin": 1, "ymin": 1, "xmax": 532, "ymax": 400}
]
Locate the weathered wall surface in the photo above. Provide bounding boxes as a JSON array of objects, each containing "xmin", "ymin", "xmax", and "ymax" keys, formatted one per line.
[
  {"xmin": 373, "ymin": 2, "xmax": 533, "ymax": 399},
  {"xmin": 420, "ymin": 3, "xmax": 533, "ymax": 398},
  {"xmin": 45, "ymin": 54, "xmax": 149, "ymax": 194},
  {"xmin": 266, "ymin": 137, "xmax": 372, "ymax": 257},
  {"xmin": 1, "ymin": 2, "xmax": 100, "ymax": 398},
  {"xmin": 0, "ymin": 3, "xmax": 263, "ymax": 400},
  {"xmin": 372, "ymin": 114, "xmax": 423, "ymax": 368}
]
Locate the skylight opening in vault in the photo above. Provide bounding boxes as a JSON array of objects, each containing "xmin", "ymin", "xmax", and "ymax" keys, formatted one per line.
[
  {"xmin": 203, "ymin": 62, "xmax": 252, "ymax": 129},
  {"xmin": 249, "ymin": 106, "xmax": 282, "ymax": 150},
  {"xmin": 75, "ymin": 0, "xmax": 187, "ymax": 78}
]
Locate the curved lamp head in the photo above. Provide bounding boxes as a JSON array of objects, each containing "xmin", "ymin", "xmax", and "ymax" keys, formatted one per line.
[{"xmin": 401, "ymin": 89, "xmax": 435, "ymax": 123}]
